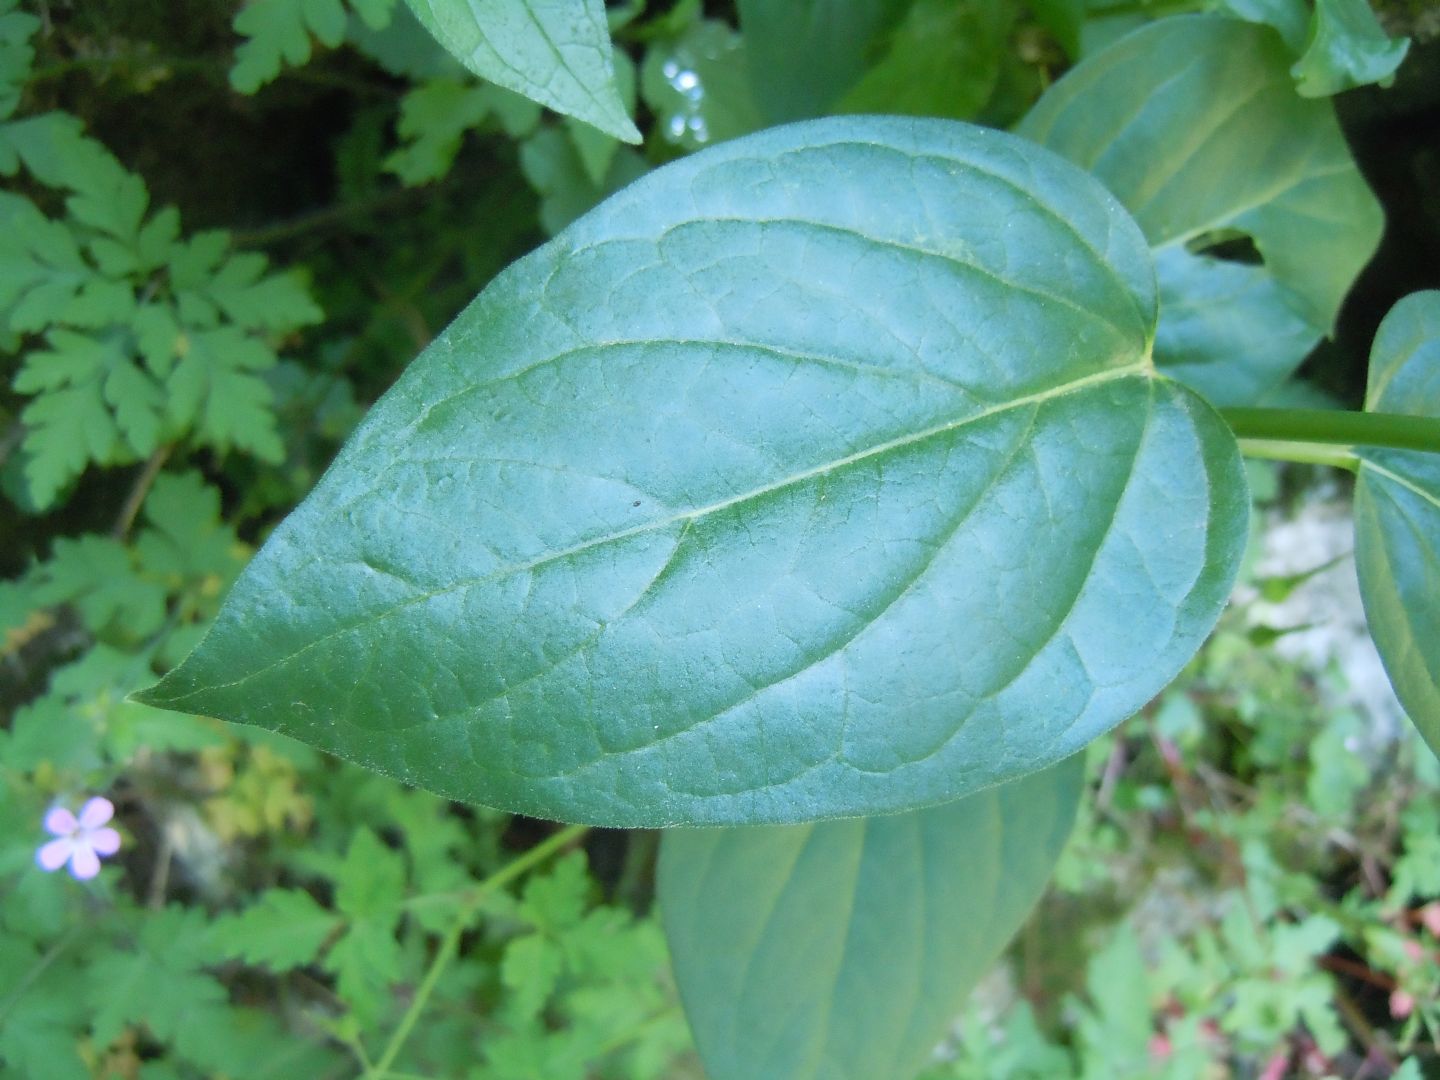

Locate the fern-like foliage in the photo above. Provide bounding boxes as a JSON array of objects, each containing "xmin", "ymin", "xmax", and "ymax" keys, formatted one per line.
[
  {"xmin": 1, "ymin": 12, "xmax": 323, "ymax": 509},
  {"xmin": 231, "ymin": 0, "xmax": 398, "ymax": 92}
]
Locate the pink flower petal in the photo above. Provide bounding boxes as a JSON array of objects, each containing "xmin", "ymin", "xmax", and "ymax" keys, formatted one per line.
[
  {"xmin": 37, "ymin": 837, "xmax": 75, "ymax": 871},
  {"xmin": 89, "ymin": 827, "xmax": 121, "ymax": 856},
  {"xmin": 44, "ymin": 807, "xmax": 78, "ymax": 836},
  {"xmin": 69, "ymin": 845, "xmax": 101, "ymax": 880},
  {"xmin": 78, "ymin": 796, "xmax": 115, "ymax": 829}
]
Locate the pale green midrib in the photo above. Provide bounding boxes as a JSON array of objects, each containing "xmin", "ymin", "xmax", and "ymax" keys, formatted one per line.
[
  {"xmin": 148, "ymin": 363, "xmax": 1150, "ymax": 706},
  {"xmin": 1361, "ymin": 458, "xmax": 1440, "ymax": 513}
]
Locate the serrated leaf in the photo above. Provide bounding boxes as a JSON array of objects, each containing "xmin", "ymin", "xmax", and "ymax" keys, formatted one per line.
[
  {"xmin": 0, "ymin": 194, "xmax": 99, "ymax": 333},
  {"xmin": 208, "ymin": 888, "xmax": 341, "ymax": 970},
  {"xmin": 231, "ymin": 0, "xmax": 349, "ymax": 93},
  {"xmin": 1353, "ymin": 290, "xmax": 1440, "ymax": 757},
  {"xmin": 324, "ymin": 917, "xmax": 405, "ymax": 1022},
  {"xmin": 659, "ymin": 756, "xmax": 1084, "ymax": 1080},
  {"xmin": 135, "ymin": 471, "xmax": 247, "ymax": 589},
  {"xmin": 202, "ymin": 251, "xmax": 323, "ymax": 331},
  {"xmin": 501, "ymin": 933, "xmax": 564, "ymax": 1021},
  {"xmin": 335, "ymin": 826, "xmax": 407, "ymax": 917},
  {"xmin": 737, "ymin": 0, "xmax": 908, "ymax": 122},
  {"xmin": 0, "ymin": 112, "xmax": 125, "ymax": 194},
  {"xmin": 0, "ymin": 2, "xmax": 41, "ymax": 123},
  {"xmin": 15, "ymin": 330, "xmax": 133, "ymax": 507},
  {"xmin": 1020, "ymin": 16, "xmax": 1383, "ymax": 405},
  {"xmin": 166, "ymin": 326, "xmax": 284, "ymax": 461},
  {"xmin": 29, "ymin": 535, "xmax": 167, "ymax": 639},
  {"xmin": 404, "ymin": 0, "xmax": 640, "ymax": 142},
  {"xmin": 88, "ymin": 907, "xmax": 229, "ymax": 1047},
  {"xmin": 385, "ymin": 77, "xmax": 495, "ymax": 185},
  {"xmin": 137, "ymin": 117, "xmax": 1248, "ymax": 828},
  {"xmin": 1291, "ymin": 0, "xmax": 1409, "ymax": 97}
]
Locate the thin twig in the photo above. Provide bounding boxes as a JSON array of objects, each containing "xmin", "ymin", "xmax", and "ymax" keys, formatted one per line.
[
  {"xmin": 112, "ymin": 445, "xmax": 171, "ymax": 539},
  {"xmin": 231, "ymin": 186, "xmax": 429, "ymax": 249}
]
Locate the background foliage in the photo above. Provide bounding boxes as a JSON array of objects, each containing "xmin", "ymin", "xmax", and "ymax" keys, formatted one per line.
[{"xmin": 1, "ymin": 0, "xmax": 1437, "ymax": 1075}]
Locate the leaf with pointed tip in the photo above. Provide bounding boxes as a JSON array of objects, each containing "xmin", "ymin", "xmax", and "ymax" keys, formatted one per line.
[
  {"xmin": 1354, "ymin": 291, "xmax": 1440, "ymax": 757},
  {"xmin": 1020, "ymin": 16, "xmax": 1383, "ymax": 406},
  {"xmin": 658, "ymin": 756, "xmax": 1085, "ymax": 1080},
  {"xmin": 134, "ymin": 117, "xmax": 1247, "ymax": 827},
  {"xmin": 404, "ymin": 0, "xmax": 639, "ymax": 142}
]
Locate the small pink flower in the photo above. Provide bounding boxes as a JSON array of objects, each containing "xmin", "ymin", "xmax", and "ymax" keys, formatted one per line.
[
  {"xmin": 1390, "ymin": 989, "xmax": 1416, "ymax": 1020},
  {"xmin": 36, "ymin": 796, "xmax": 121, "ymax": 880}
]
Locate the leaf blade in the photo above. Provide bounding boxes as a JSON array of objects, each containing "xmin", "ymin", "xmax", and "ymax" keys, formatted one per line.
[
  {"xmin": 1020, "ymin": 15, "xmax": 1383, "ymax": 405},
  {"xmin": 1354, "ymin": 290, "xmax": 1440, "ymax": 756},
  {"xmin": 658, "ymin": 756, "xmax": 1085, "ymax": 1080},
  {"xmin": 137, "ymin": 117, "xmax": 1247, "ymax": 826},
  {"xmin": 404, "ymin": 0, "xmax": 639, "ymax": 142}
]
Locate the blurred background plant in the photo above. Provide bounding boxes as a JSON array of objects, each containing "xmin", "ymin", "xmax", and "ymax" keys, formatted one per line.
[{"xmin": 1, "ymin": 0, "xmax": 1435, "ymax": 1075}]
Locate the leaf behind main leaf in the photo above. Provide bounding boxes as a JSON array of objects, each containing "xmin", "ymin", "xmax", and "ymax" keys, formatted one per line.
[
  {"xmin": 1354, "ymin": 290, "xmax": 1440, "ymax": 757},
  {"xmin": 136, "ymin": 117, "xmax": 1247, "ymax": 827},
  {"xmin": 658, "ymin": 756, "xmax": 1085, "ymax": 1080},
  {"xmin": 405, "ymin": 0, "xmax": 640, "ymax": 143},
  {"xmin": 1020, "ymin": 16, "xmax": 1383, "ymax": 406}
]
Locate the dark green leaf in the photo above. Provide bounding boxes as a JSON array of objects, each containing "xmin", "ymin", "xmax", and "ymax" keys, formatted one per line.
[
  {"xmin": 659, "ymin": 757, "xmax": 1084, "ymax": 1080},
  {"xmin": 1353, "ymin": 290, "xmax": 1440, "ymax": 757},
  {"xmin": 737, "ymin": 0, "xmax": 908, "ymax": 122},
  {"xmin": 1020, "ymin": 16, "xmax": 1383, "ymax": 406},
  {"xmin": 136, "ymin": 117, "xmax": 1247, "ymax": 827},
  {"xmin": 403, "ymin": 0, "xmax": 640, "ymax": 142}
]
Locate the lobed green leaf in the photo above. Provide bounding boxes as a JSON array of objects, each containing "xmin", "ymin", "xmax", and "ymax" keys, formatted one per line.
[{"xmin": 137, "ymin": 117, "xmax": 1248, "ymax": 827}]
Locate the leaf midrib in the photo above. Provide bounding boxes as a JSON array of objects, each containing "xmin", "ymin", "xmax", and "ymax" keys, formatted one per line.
[{"xmin": 147, "ymin": 362, "xmax": 1151, "ymax": 706}]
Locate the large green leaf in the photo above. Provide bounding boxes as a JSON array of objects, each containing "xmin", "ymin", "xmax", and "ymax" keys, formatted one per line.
[
  {"xmin": 1354, "ymin": 291, "xmax": 1440, "ymax": 757},
  {"xmin": 404, "ymin": 0, "xmax": 639, "ymax": 142},
  {"xmin": 659, "ymin": 756, "xmax": 1084, "ymax": 1080},
  {"xmin": 736, "ymin": 0, "xmax": 909, "ymax": 122},
  {"xmin": 135, "ymin": 117, "xmax": 1248, "ymax": 827},
  {"xmin": 1020, "ymin": 16, "xmax": 1383, "ymax": 406}
]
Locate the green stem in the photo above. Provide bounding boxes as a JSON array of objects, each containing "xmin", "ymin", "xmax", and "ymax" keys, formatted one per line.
[
  {"xmin": 1221, "ymin": 408, "xmax": 1440, "ymax": 455},
  {"xmin": 362, "ymin": 824, "xmax": 590, "ymax": 1080},
  {"xmin": 1235, "ymin": 439, "xmax": 1358, "ymax": 472}
]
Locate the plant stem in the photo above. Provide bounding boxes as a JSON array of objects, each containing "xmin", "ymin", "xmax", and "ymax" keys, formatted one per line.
[
  {"xmin": 1221, "ymin": 408, "xmax": 1440, "ymax": 457},
  {"xmin": 113, "ymin": 445, "xmax": 172, "ymax": 539},
  {"xmin": 1235, "ymin": 439, "xmax": 1358, "ymax": 471},
  {"xmin": 362, "ymin": 823, "xmax": 590, "ymax": 1079}
]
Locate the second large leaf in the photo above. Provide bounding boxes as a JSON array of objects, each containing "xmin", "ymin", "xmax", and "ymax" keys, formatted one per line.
[{"xmin": 137, "ymin": 117, "xmax": 1249, "ymax": 827}]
